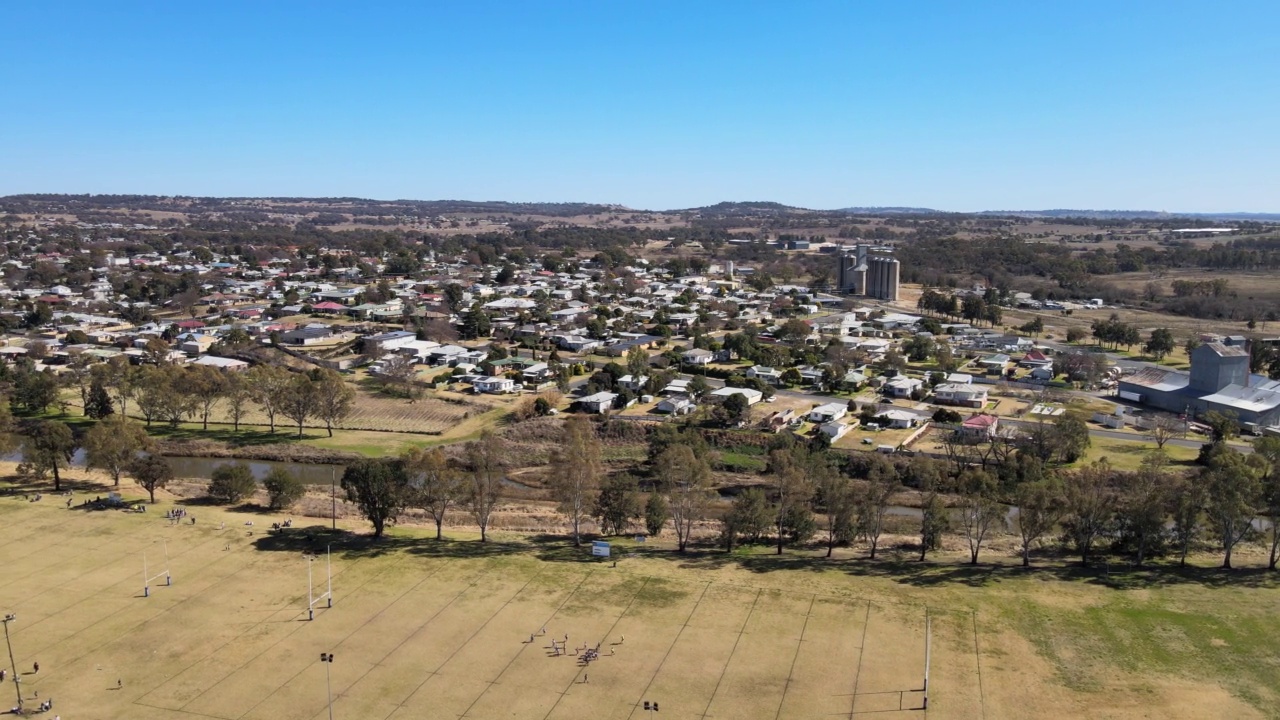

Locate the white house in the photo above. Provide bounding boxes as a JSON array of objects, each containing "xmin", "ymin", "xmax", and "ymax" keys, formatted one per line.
[
  {"xmin": 746, "ymin": 366, "xmax": 781, "ymax": 385},
  {"xmin": 473, "ymin": 376, "xmax": 516, "ymax": 394},
  {"xmin": 576, "ymin": 392, "xmax": 618, "ymax": 414},
  {"xmin": 876, "ymin": 408, "xmax": 924, "ymax": 429},
  {"xmin": 618, "ymin": 374, "xmax": 648, "ymax": 392},
  {"xmin": 681, "ymin": 348, "xmax": 714, "ymax": 366},
  {"xmin": 655, "ymin": 397, "xmax": 694, "ymax": 415},
  {"xmin": 808, "ymin": 402, "xmax": 848, "ymax": 424},
  {"xmin": 884, "ymin": 376, "xmax": 924, "ymax": 398},
  {"xmin": 933, "ymin": 382, "xmax": 988, "ymax": 408},
  {"xmin": 708, "ymin": 386, "xmax": 763, "ymax": 405},
  {"xmin": 818, "ymin": 420, "xmax": 853, "ymax": 441}
]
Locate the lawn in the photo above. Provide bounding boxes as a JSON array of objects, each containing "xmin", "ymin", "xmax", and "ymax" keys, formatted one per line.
[{"xmin": 1079, "ymin": 437, "xmax": 1199, "ymax": 470}]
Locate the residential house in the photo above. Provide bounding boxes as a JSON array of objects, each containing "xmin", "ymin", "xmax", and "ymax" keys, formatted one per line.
[
  {"xmin": 576, "ymin": 392, "xmax": 618, "ymax": 414},
  {"xmin": 933, "ymin": 382, "xmax": 989, "ymax": 408},
  {"xmin": 681, "ymin": 348, "xmax": 714, "ymax": 366},
  {"xmin": 190, "ymin": 355, "xmax": 249, "ymax": 371},
  {"xmin": 708, "ymin": 386, "xmax": 763, "ymax": 405},
  {"xmin": 876, "ymin": 407, "xmax": 924, "ymax": 429},
  {"xmin": 618, "ymin": 374, "xmax": 648, "ymax": 392},
  {"xmin": 473, "ymin": 376, "xmax": 516, "ymax": 394},
  {"xmin": 746, "ymin": 366, "xmax": 782, "ymax": 385},
  {"xmin": 365, "ymin": 331, "xmax": 417, "ymax": 356},
  {"xmin": 977, "ymin": 353, "xmax": 1012, "ymax": 374},
  {"xmin": 818, "ymin": 420, "xmax": 853, "ymax": 441},
  {"xmin": 655, "ymin": 396, "xmax": 694, "ymax": 415},
  {"xmin": 884, "ymin": 376, "xmax": 924, "ymax": 398},
  {"xmin": 521, "ymin": 362, "xmax": 554, "ymax": 384},
  {"xmin": 281, "ymin": 326, "xmax": 337, "ymax": 346},
  {"xmin": 959, "ymin": 414, "xmax": 1000, "ymax": 441},
  {"xmin": 808, "ymin": 402, "xmax": 848, "ymax": 424}
]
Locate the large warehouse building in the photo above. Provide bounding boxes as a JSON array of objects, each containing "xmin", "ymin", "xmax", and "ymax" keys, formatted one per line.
[
  {"xmin": 1118, "ymin": 339, "xmax": 1280, "ymax": 431},
  {"xmin": 836, "ymin": 244, "xmax": 900, "ymax": 301}
]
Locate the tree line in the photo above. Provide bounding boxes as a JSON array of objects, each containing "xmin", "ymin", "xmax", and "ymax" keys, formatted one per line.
[{"xmin": 328, "ymin": 416, "xmax": 1280, "ymax": 574}]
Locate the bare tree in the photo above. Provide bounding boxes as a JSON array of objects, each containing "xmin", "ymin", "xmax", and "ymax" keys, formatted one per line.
[
  {"xmin": 549, "ymin": 416, "xmax": 603, "ymax": 546},
  {"xmin": 1148, "ymin": 414, "xmax": 1183, "ymax": 450},
  {"xmin": 466, "ymin": 429, "xmax": 505, "ymax": 542}
]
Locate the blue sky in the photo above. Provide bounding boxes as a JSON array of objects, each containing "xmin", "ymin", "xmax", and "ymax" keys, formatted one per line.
[{"xmin": 2, "ymin": 2, "xmax": 1277, "ymax": 211}]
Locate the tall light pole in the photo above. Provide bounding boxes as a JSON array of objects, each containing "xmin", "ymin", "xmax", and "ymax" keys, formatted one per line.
[
  {"xmin": 2, "ymin": 614, "xmax": 23, "ymax": 712},
  {"xmin": 320, "ymin": 652, "xmax": 334, "ymax": 720},
  {"xmin": 330, "ymin": 466, "xmax": 337, "ymax": 530}
]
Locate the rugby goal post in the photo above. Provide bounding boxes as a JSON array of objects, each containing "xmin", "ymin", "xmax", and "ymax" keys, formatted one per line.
[
  {"xmin": 143, "ymin": 540, "xmax": 172, "ymax": 598},
  {"xmin": 307, "ymin": 544, "xmax": 333, "ymax": 621}
]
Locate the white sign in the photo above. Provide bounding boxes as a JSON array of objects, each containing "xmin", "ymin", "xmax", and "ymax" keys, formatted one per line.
[{"xmin": 591, "ymin": 541, "xmax": 611, "ymax": 558}]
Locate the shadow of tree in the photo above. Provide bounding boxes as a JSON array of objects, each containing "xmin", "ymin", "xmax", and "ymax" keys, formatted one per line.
[{"xmin": 239, "ymin": 516, "xmax": 1280, "ymax": 592}]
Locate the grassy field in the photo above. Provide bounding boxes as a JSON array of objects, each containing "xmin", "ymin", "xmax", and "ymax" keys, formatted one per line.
[{"xmin": 4, "ymin": 472, "xmax": 1279, "ymax": 720}]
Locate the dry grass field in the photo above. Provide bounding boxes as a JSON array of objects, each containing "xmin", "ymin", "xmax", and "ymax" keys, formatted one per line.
[
  {"xmin": 202, "ymin": 390, "xmax": 501, "ymax": 437},
  {"xmin": 4, "ymin": 467, "xmax": 1280, "ymax": 720},
  {"xmin": 0, "ymin": 497, "xmax": 948, "ymax": 720}
]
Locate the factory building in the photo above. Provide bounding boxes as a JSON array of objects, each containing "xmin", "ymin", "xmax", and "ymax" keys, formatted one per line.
[
  {"xmin": 1118, "ymin": 338, "xmax": 1280, "ymax": 432},
  {"xmin": 836, "ymin": 244, "xmax": 900, "ymax": 301}
]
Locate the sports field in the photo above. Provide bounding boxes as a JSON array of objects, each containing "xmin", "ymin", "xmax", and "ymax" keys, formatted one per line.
[
  {"xmin": 5, "ymin": 480, "xmax": 1280, "ymax": 720},
  {"xmin": 0, "ymin": 498, "xmax": 965, "ymax": 720}
]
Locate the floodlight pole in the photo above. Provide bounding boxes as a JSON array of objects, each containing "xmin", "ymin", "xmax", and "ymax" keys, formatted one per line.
[
  {"xmin": 320, "ymin": 653, "xmax": 335, "ymax": 720},
  {"xmin": 326, "ymin": 544, "xmax": 332, "ymax": 608},
  {"xmin": 330, "ymin": 466, "xmax": 336, "ymax": 530},
  {"xmin": 2, "ymin": 614, "xmax": 23, "ymax": 711},
  {"xmin": 308, "ymin": 556, "xmax": 314, "ymax": 621}
]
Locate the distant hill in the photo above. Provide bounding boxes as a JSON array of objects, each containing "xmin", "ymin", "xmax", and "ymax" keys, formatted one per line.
[
  {"xmin": 838, "ymin": 206, "xmax": 942, "ymax": 214},
  {"xmin": 975, "ymin": 209, "xmax": 1280, "ymax": 221},
  {"xmin": 682, "ymin": 201, "xmax": 807, "ymax": 215}
]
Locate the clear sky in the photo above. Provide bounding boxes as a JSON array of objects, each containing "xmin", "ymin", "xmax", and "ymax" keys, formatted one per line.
[{"xmin": 3, "ymin": 1, "xmax": 1277, "ymax": 212}]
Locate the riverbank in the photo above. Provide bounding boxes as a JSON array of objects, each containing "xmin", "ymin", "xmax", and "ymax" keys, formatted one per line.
[{"xmin": 152, "ymin": 437, "xmax": 360, "ymax": 464}]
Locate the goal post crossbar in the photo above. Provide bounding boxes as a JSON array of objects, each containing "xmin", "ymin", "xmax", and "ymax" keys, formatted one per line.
[
  {"xmin": 142, "ymin": 541, "xmax": 172, "ymax": 597},
  {"xmin": 307, "ymin": 544, "xmax": 333, "ymax": 620}
]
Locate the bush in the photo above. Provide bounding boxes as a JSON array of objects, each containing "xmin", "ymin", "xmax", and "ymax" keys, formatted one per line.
[
  {"xmin": 263, "ymin": 468, "xmax": 305, "ymax": 510},
  {"xmin": 208, "ymin": 463, "xmax": 257, "ymax": 504}
]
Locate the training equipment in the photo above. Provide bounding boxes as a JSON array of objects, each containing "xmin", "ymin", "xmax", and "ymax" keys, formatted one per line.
[
  {"xmin": 143, "ymin": 540, "xmax": 172, "ymax": 597},
  {"xmin": 308, "ymin": 545, "xmax": 333, "ymax": 620}
]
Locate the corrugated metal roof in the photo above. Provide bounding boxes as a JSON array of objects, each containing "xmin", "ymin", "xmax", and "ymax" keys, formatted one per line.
[{"xmin": 1122, "ymin": 367, "xmax": 1190, "ymax": 392}]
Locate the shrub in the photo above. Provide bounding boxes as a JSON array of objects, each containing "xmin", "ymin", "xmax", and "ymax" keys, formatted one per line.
[
  {"xmin": 263, "ymin": 468, "xmax": 305, "ymax": 510},
  {"xmin": 208, "ymin": 463, "xmax": 257, "ymax": 504}
]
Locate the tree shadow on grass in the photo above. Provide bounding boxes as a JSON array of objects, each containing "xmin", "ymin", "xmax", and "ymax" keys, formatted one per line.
[
  {"xmin": 147, "ymin": 426, "xmax": 322, "ymax": 447},
  {"xmin": 251, "ymin": 524, "xmax": 529, "ymax": 560},
  {"xmin": 246, "ymin": 519, "xmax": 1280, "ymax": 592}
]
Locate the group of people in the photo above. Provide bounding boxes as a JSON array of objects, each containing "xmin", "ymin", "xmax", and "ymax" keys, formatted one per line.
[
  {"xmin": 165, "ymin": 508, "xmax": 194, "ymax": 525},
  {"xmin": 532, "ymin": 629, "xmax": 623, "ymax": 671}
]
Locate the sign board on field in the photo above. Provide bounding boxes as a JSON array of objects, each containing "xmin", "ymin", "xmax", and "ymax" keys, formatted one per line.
[
  {"xmin": 591, "ymin": 541, "xmax": 611, "ymax": 558},
  {"xmin": 635, "ymin": 535, "xmax": 646, "ymax": 543}
]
